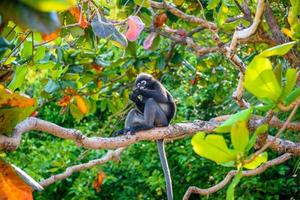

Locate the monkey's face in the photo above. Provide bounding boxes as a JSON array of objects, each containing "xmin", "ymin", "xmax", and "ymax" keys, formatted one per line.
[{"xmin": 136, "ymin": 80, "xmax": 148, "ymax": 89}]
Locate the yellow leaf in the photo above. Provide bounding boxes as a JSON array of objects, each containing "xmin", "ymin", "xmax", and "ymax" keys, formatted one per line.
[
  {"xmin": 76, "ymin": 95, "xmax": 88, "ymax": 114},
  {"xmin": 281, "ymin": 28, "xmax": 293, "ymax": 38},
  {"xmin": 244, "ymin": 152, "xmax": 268, "ymax": 169}
]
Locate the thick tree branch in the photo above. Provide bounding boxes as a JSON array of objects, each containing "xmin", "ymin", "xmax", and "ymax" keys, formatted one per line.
[
  {"xmin": 182, "ymin": 153, "xmax": 292, "ymax": 199},
  {"xmin": 1, "ymin": 117, "xmax": 299, "ymax": 155},
  {"xmin": 40, "ymin": 148, "xmax": 125, "ymax": 187}
]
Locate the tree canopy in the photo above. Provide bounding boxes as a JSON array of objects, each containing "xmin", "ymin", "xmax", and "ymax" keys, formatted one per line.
[{"xmin": 0, "ymin": 0, "xmax": 299, "ymax": 199}]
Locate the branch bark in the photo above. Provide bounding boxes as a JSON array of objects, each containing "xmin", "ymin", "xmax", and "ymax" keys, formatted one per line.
[
  {"xmin": 183, "ymin": 153, "xmax": 292, "ymax": 199},
  {"xmin": 1, "ymin": 117, "xmax": 299, "ymax": 155},
  {"xmin": 40, "ymin": 148, "xmax": 125, "ymax": 187}
]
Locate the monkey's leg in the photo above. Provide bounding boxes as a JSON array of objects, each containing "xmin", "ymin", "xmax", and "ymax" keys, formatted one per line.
[{"xmin": 143, "ymin": 99, "xmax": 173, "ymax": 200}]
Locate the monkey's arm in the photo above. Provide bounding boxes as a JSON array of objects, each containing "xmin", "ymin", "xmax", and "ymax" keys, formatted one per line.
[
  {"xmin": 130, "ymin": 89, "xmax": 145, "ymax": 111},
  {"xmin": 138, "ymin": 89, "xmax": 169, "ymax": 103}
]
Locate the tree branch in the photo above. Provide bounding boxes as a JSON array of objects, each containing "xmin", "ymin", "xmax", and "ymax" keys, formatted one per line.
[
  {"xmin": 229, "ymin": 0, "xmax": 266, "ymax": 54},
  {"xmin": 150, "ymin": 1, "xmax": 217, "ymax": 30},
  {"xmin": 1, "ymin": 117, "xmax": 299, "ymax": 155},
  {"xmin": 40, "ymin": 148, "xmax": 125, "ymax": 187},
  {"xmin": 182, "ymin": 153, "xmax": 292, "ymax": 199}
]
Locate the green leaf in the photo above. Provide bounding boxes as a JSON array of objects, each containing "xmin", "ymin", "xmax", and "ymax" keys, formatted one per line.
[
  {"xmin": 217, "ymin": 3, "xmax": 228, "ymax": 26},
  {"xmin": 244, "ymin": 56, "xmax": 282, "ymax": 102},
  {"xmin": 70, "ymin": 103, "xmax": 84, "ymax": 121},
  {"xmin": 134, "ymin": 0, "xmax": 150, "ymax": 8},
  {"xmin": 214, "ymin": 108, "xmax": 253, "ymax": 133},
  {"xmin": 273, "ymin": 64, "xmax": 282, "ymax": 88},
  {"xmin": 0, "ymin": 106, "xmax": 35, "ymax": 136},
  {"xmin": 230, "ymin": 121, "xmax": 249, "ymax": 153},
  {"xmin": 21, "ymin": 41, "xmax": 32, "ymax": 59},
  {"xmin": 259, "ymin": 41, "xmax": 296, "ymax": 57},
  {"xmin": 8, "ymin": 66, "xmax": 28, "ymax": 91},
  {"xmin": 226, "ymin": 171, "xmax": 243, "ymax": 199},
  {"xmin": 288, "ymin": 0, "xmax": 299, "ymax": 27},
  {"xmin": 207, "ymin": 0, "xmax": 221, "ymax": 10},
  {"xmin": 283, "ymin": 68, "xmax": 297, "ymax": 98},
  {"xmin": 226, "ymin": 171, "xmax": 242, "ymax": 200},
  {"xmin": 34, "ymin": 46, "xmax": 46, "ymax": 62},
  {"xmin": 192, "ymin": 132, "xmax": 236, "ymax": 164},
  {"xmin": 20, "ymin": 0, "xmax": 76, "ymax": 12},
  {"xmin": 284, "ymin": 87, "xmax": 300, "ymax": 105},
  {"xmin": 0, "ymin": 0, "xmax": 61, "ymax": 34},
  {"xmin": 245, "ymin": 124, "xmax": 268, "ymax": 152},
  {"xmin": 244, "ymin": 152, "xmax": 268, "ymax": 169},
  {"xmin": 44, "ymin": 79, "xmax": 59, "ymax": 93}
]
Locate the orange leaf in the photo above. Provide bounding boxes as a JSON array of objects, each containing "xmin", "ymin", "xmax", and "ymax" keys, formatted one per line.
[
  {"xmin": 282, "ymin": 28, "xmax": 293, "ymax": 38},
  {"xmin": 97, "ymin": 80, "xmax": 102, "ymax": 89},
  {"xmin": 57, "ymin": 96, "xmax": 73, "ymax": 107},
  {"xmin": 70, "ymin": 7, "xmax": 88, "ymax": 29},
  {"xmin": 154, "ymin": 13, "xmax": 167, "ymax": 28},
  {"xmin": 0, "ymin": 88, "xmax": 35, "ymax": 108},
  {"xmin": 92, "ymin": 172, "xmax": 106, "ymax": 192},
  {"xmin": 42, "ymin": 30, "xmax": 60, "ymax": 42},
  {"xmin": 0, "ymin": 160, "xmax": 33, "ymax": 200},
  {"xmin": 91, "ymin": 63, "xmax": 103, "ymax": 73},
  {"xmin": 76, "ymin": 95, "xmax": 88, "ymax": 114}
]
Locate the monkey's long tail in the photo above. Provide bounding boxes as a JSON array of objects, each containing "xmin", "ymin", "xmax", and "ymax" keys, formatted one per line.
[{"xmin": 157, "ymin": 139, "xmax": 173, "ymax": 200}]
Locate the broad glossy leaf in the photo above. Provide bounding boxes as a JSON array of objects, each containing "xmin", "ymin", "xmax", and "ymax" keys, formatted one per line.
[
  {"xmin": 0, "ymin": 0, "xmax": 60, "ymax": 34},
  {"xmin": 260, "ymin": 41, "xmax": 296, "ymax": 57},
  {"xmin": 284, "ymin": 87, "xmax": 300, "ymax": 105},
  {"xmin": 226, "ymin": 171, "xmax": 242, "ymax": 200},
  {"xmin": 8, "ymin": 66, "xmax": 28, "ymax": 91},
  {"xmin": 230, "ymin": 121, "xmax": 249, "ymax": 153},
  {"xmin": 214, "ymin": 108, "xmax": 253, "ymax": 133},
  {"xmin": 192, "ymin": 132, "xmax": 236, "ymax": 164},
  {"xmin": 244, "ymin": 56, "xmax": 281, "ymax": 102},
  {"xmin": 283, "ymin": 68, "xmax": 297, "ymax": 98},
  {"xmin": 20, "ymin": 0, "xmax": 76, "ymax": 12},
  {"xmin": 244, "ymin": 152, "xmax": 268, "ymax": 169},
  {"xmin": 91, "ymin": 15, "xmax": 128, "ymax": 48}
]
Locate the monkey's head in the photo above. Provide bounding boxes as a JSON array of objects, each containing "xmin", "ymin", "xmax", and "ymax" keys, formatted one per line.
[{"xmin": 135, "ymin": 73, "xmax": 155, "ymax": 89}]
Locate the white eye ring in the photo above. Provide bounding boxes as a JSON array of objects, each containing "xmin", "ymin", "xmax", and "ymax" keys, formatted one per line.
[{"xmin": 141, "ymin": 80, "xmax": 146, "ymax": 85}]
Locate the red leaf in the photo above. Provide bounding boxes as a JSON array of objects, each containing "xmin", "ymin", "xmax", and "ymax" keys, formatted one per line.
[{"xmin": 154, "ymin": 13, "xmax": 167, "ymax": 28}]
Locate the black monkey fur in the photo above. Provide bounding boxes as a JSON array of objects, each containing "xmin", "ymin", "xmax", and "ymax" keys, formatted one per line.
[{"xmin": 114, "ymin": 73, "xmax": 176, "ymax": 200}]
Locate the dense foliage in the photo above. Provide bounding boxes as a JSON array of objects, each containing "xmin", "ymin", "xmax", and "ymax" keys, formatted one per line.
[{"xmin": 0, "ymin": 0, "xmax": 299, "ymax": 199}]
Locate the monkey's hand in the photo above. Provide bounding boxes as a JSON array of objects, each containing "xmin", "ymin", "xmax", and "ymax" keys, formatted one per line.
[{"xmin": 130, "ymin": 88, "xmax": 141, "ymax": 102}]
